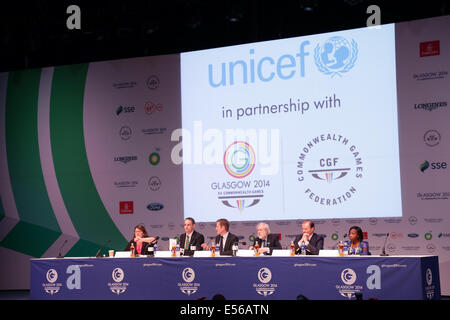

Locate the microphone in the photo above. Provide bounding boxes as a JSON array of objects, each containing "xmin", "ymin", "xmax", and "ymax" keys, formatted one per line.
[
  {"xmin": 56, "ymin": 239, "xmax": 68, "ymax": 258},
  {"xmin": 380, "ymin": 232, "xmax": 390, "ymax": 256},
  {"xmin": 95, "ymin": 239, "xmax": 111, "ymax": 257},
  {"xmin": 151, "ymin": 236, "xmax": 160, "ymax": 244}
]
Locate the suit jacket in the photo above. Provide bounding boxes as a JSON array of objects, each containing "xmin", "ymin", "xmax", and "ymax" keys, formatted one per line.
[
  {"xmin": 125, "ymin": 240, "xmax": 155, "ymax": 256},
  {"xmin": 215, "ymin": 232, "xmax": 239, "ymax": 256},
  {"xmin": 180, "ymin": 230, "xmax": 205, "ymax": 256},
  {"xmin": 252, "ymin": 234, "xmax": 282, "ymax": 255},
  {"xmin": 293, "ymin": 233, "xmax": 324, "ymax": 255}
]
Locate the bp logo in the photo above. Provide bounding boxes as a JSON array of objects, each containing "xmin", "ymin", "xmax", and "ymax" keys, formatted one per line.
[
  {"xmin": 213, "ymin": 141, "xmax": 265, "ymax": 212},
  {"xmin": 297, "ymin": 133, "xmax": 363, "ymax": 206},
  {"xmin": 253, "ymin": 267, "xmax": 277, "ymax": 296},
  {"xmin": 178, "ymin": 267, "xmax": 200, "ymax": 295},
  {"xmin": 108, "ymin": 268, "xmax": 128, "ymax": 295},
  {"xmin": 43, "ymin": 269, "xmax": 62, "ymax": 295},
  {"xmin": 314, "ymin": 36, "xmax": 358, "ymax": 77}
]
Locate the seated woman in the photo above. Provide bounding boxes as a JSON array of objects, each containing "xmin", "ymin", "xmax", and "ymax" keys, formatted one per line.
[
  {"xmin": 345, "ymin": 226, "xmax": 370, "ymax": 255},
  {"xmin": 125, "ymin": 224, "xmax": 158, "ymax": 256}
]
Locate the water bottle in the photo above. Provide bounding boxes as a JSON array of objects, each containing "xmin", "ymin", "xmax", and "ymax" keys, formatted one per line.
[
  {"xmin": 338, "ymin": 241, "xmax": 344, "ymax": 257},
  {"xmin": 232, "ymin": 243, "xmax": 238, "ymax": 256},
  {"xmin": 344, "ymin": 241, "xmax": 349, "ymax": 256},
  {"xmin": 130, "ymin": 243, "xmax": 135, "ymax": 257},
  {"xmin": 300, "ymin": 241, "xmax": 306, "ymax": 255},
  {"xmin": 215, "ymin": 242, "xmax": 220, "ymax": 256},
  {"xmin": 153, "ymin": 243, "xmax": 158, "ymax": 255},
  {"xmin": 176, "ymin": 242, "xmax": 180, "ymax": 257}
]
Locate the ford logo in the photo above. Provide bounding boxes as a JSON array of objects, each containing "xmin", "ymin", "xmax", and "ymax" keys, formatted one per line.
[{"xmin": 147, "ymin": 203, "xmax": 164, "ymax": 211}]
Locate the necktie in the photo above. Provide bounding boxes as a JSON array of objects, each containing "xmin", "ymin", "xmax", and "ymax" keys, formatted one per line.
[
  {"xmin": 185, "ymin": 235, "xmax": 190, "ymax": 250},
  {"xmin": 219, "ymin": 236, "xmax": 224, "ymax": 251}
]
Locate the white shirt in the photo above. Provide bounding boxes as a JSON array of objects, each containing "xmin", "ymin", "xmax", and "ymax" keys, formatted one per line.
[{"xmin": 220, "ymin": 232, "xmax": 229, "ymax": 248}]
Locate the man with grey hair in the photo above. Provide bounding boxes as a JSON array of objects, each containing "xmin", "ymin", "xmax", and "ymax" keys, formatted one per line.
[{"xmin": 249, "ymin": 222, "xmax": 282, "ymax": 255}]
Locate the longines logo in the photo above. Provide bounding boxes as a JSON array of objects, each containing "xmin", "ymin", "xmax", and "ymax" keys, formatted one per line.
[{"xmin": 297, "ymin": 133, "xmax": 363, "ymax": 206}]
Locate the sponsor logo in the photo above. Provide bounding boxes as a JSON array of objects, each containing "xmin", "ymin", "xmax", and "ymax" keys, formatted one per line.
[
  {"xmin": 108, "ymin": 268, "xmax": 128, "ymax": 295},
  {"xmin": 114, "ymin": 155, "xmax": 137, "ymax": 164},
  {"xmin": 424, "ymin": 232, "xmax": 433, "ymax": 240},
  {"xmin": 116, "ymin": 105, "xmax": 135, "ymax": 116},
  {"xmin": 424, "ymin": 130, "xmax": 441, "ymax": 147},
  {"xmin": 314, "ymin": 36, "xmax": 358, "ymax": 78},
  {"xmin": 214, "ymin": 141, "xmax": 266, "ymax": 211},
  {"xmin": 114, "ymin": 180, "xmax": 138, "ymax": 189},
  {"xmin": 336, "ymin": 268, "xmax": 362, "ymax": 299},
  {"xmin": 420, "ymin": 160, "xmax": 447, "ymax": 172},
  {"xmin": 149, "ymin": 152, "xmax": 161, "ymax": 166},
  {"xmin": 119, "ymin": 201, "xmax": 134, "ymax": 214},
  {"xmin": 178, "ymin": 267, "xmax": 200, "ymax": 295},
  {"xmin": 414, "ymin": 101, "xmax": 447, "ymax": 111},
  {"xmin": 413, "ymin": 71, "xmax": 448, "ymax": 81},
  {"xmin": 148, "ymin": 176, "xmax": 161, "ymax": 191},
  {"xmin": 297, "ymin": 133, "xmax": 363, "ymax": 206},
  {"xmin": 43, "ymin": 269, "xmax": 62, "ymax": 295},
  {"xmin": 145, "ymin": 101, "xmax": 163, "ymax": 115},
  {"xmin": 147, "ymin": 203, "xmax": 164, "ymax": 211},
  {"xmin": 420, "ymin": 40, "xmax": 440, "ymax": 57},
  {"xmin": 146, "ymin": 75, "xmax": 160, "ymax": 90},
  {"xmin": 417, "ymin": 191, "xmax": 449, "ymax": 201},
  {"xmin": 425, "ymin": 268, "xmax": 435, "ymax": 299},
  {"xmin": 112, "ymin": 81, "xmax": 137, "ymax": 89},
  {"xmin": 254, "ymin": 267, "xmax": 277, "ymax": 296},
  {"xmin": 142, "ymin": 127, "xmax": 167, "ymax": 135},
  {"xmin": 119, "ymin": 126, "xmax": 132, "ymax": 140}
]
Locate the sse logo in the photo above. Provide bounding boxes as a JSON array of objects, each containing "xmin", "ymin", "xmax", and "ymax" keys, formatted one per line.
[{"xmin": 420, "ymin": 160, "xmax": 447, "ymax": 173}]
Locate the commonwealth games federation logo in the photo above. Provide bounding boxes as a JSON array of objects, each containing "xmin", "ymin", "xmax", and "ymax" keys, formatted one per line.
[
  {"xmin": 314, "ymin": 36, "xmax": 358, "ymax": 78},
  {"xmin": 224, "ymin": 141, "xmax": 256, "ymax": 178}
]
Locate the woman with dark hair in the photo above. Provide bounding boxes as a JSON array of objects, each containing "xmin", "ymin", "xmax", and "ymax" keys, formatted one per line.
[
  {"xmin": 125, "ymin": 224, "xmax": 158, "ymax": 256},
  {"xmin": 345, "ymin": 226, "xmax": 370, "ymax": 255}
]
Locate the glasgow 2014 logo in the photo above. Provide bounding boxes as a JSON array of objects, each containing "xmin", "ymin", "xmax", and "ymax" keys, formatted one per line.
[
  {"xmin": 212, "ymin": 141, "xmax": 266, "ymax": 211},
  {"xmin": 223, "ymin": 141, "xmax": 256, "ymax": 178},
  {"xmin": 314, "ymin": 36, "xmax": 358, "ymax": 77}
]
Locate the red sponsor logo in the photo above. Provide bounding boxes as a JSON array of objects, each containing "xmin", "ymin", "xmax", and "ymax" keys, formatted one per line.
[
  {"xmin": 420, "ymin": 40, "xmax": 440, "ymax": 57},
  {"xmin": 144, "ymin": 101, "xmax": 163, "ymax": 115},
  {"xmin": 120, "ymin": 201, "xmax": 134, "ymax": 214}
]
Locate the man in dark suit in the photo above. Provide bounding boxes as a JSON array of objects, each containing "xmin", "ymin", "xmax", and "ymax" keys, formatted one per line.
[
  {"xmin": 179, "ymin": 217, "xmax": 205, "ymax": 256},
  {"xmin": 294, "ymin": 220, "xmax": 324, "ymax": 255},
  {"xmin": 202, "ymin": 218, "xmax": 239, "ymax": 256},
  {"xmin": 250, "ymin": 222, "xmax": 282, "ymax": 255}
]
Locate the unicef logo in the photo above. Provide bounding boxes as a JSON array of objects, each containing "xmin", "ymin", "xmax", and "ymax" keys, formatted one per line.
[
  {"xmin": 112, "ymin": 268, "xmax": 124, "ymax": 283},
  {"xmin": 314, "ymin": 36, "xmax": 358, "ymax": 77},
  {"xmin": 224, "ymin": 141, "xmax": 256, "ymax": 179},
  {"xmin": 46, "ymin": 269, "xmax": 58, "ymax": 283},
  {"xmin": 182, "ymin": 268, "xmax": 195, "ymax": 283},
  {"xmin": 341, "ymin": 268, "xmax": 357, "ymax": 285},
  {"xmin": 257, "ymin": 268, "xmax": 272, "ymax": 284}
]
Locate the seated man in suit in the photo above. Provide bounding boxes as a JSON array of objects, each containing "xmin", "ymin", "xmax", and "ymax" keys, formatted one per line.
[
  {"xmin": 201, "ymin": 218, "xmax": 239, "ymax": 256},
  {"xmin": 249, "ymin": 222, "xmax": 282, "ymax": 255},
  {"xmin": 294, "ymin": 220, "xmax": 324, "ymax": 255},
  {"xmin": 179, "ymin": 217, "xmax": 205, "ymax": 256}
]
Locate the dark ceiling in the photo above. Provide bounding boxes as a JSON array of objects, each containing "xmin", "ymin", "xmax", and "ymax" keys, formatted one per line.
[{"xmin": 0, "ymin": 0, "xmax": 449, "ymax": 72}]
